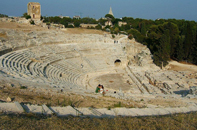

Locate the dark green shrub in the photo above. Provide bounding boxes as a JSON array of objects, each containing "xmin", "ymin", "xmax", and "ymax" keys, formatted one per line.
[
  {"xmin": 20, "ymin": 86, "xmax": 27, "ymax": 89},
  {"xmin": 30, "ymin": 20, "xmax": 35, "ymax": 25}
]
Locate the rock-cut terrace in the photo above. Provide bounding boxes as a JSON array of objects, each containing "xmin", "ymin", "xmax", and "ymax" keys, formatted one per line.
[{"xmin": 0, "ymin": 20, "xmax": 197, "ymax": 116}]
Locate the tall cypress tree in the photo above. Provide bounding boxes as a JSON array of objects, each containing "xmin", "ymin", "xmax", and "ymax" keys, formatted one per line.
[
  {"xmin": 177, "ymin": 36, "xmax": 185, "ymax": 61},
  {"xmin": 163, "ymin": 22, "xmax": 179, "ymax": 59},
  {"xmin": 140, "ymin": 22, "xmax": 146, "ymax": 36},
  {"xmin": 159, "ymin": 30, "xmax": 171, "ymax": 66},
  {"xmin": 184, "ymin": 22, "xmax": 193, "ymax": 59}
]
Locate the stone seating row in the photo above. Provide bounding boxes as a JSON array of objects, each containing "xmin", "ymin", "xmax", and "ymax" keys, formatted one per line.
[
  {"xmin": 126, "ymin": 67, "xmax": 149, "ymax": 94},
  {"xmin": 1, "ymin": 52, "xmax": 32, "ymax": 74},
  {"xmin": 50, "ymin": 63, "xmax": 84, "ymax": 86},
  {"xmin": 145, "ymin": 71, "xmax": 175, "ymax": 94},
  {"xmin": 130, "ymin": 68, "xmax": 172, "ymax": 94},
  {"xmin": 17, "ymin": 50, "xmax": 115, "ymax": 85},
  {"xmin": 131, "ymin": 71, "xmax": 161, "ymax": 94},
  {"xmin": 0, "ymin": 42, "xmax": 126, "ymax": 89},
  {"xmin": 142, "ymin": 83, "xmax": 162, "ymax": 94},
  {"xmin": 0, "ymin": 51, "xmax": 56, "ymax": 84},
  {"xmin": 43, "ymin": 63, "xmax": 82, "ymax": 89},
  {"xmin": 1, "ymin": 102, "xmax": 196, "ymax": 117},
  {"xmin": 86, "ymin": 57, "xmax": 115, "ymax": 71}
]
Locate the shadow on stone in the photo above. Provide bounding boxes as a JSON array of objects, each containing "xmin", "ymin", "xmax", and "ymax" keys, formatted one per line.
[{"xmin": 173, "ymin": 90, "xmax": 189, "ymax": 97}]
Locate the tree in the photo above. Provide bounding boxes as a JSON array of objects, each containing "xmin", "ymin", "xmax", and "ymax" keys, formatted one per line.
[
  {"xmin": 192, "ymin": 39, "xmax": 197, "ymax": 64},
  {"xmin": 81, "ymin": 17, "xmax": 98, "ymax": 24},
  {"xmin": 0, "ymin": 13, "xmax": 8, "ymax": 17},
  {"xmin": 128, "ymin": 34, "xmax": 133, "ymax": 39},
  {"xmin": 163, "ymin": 22, "xmax": 179, "ymax": 58},
  {"xmin": 98, "ymin": 18, "xmax": 107, "ymax": 26},
  {"xmin": 184, "ymin": 22, "xmax": 193, "ymax": 59},
  {"xmin": 105, "ymin": 14, "xmax": 115, "ymax": 24},
  {"xmin": 176, "ymin": 36, "xmax": 185, "ymax": 61},
  {"xmin": 140, "ymin": 22, "xmax": 146, "ymax": 36},
  {"xmin": 105, "ymin": 14, "xmax": 115, "ymax": 20},
  {"xmin": 23, "ymin": 12, "xmax": 31, "ymax": 19},
  {"xmin": 128, "ymin": 29, "xmax": 146, "ymax": 44},
  {"xmin": 113, "ymin": 18, "xmax": 122, "ymax": 25},
  {"xmin": 95, "ymin": 24, "xmax": 102, "ymax": 30},
  {"xmin": 74, "ymin": 20, "xmax": 80, "ymax": 27},
  {"xmin": 114, "ymin": 27, "xmax": 119, "ymax": 34},
  {"xmin": 30, "ymin": 20, "xmax": 35, "ymax": 25},
  {"xmin": 153, "ymin": 30, "xmax": 170, "ymax": 67}
]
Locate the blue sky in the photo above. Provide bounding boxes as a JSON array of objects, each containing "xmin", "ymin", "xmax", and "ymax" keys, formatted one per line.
[{"xmin": 0, "ymin": 0, "xmax": 196, "ymax": 21}]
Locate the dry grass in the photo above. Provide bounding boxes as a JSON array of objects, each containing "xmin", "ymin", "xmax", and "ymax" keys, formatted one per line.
[
  {"xmin": 62, "ymin": 28, "xmax": 107, "ymax": 34},
  {"xmin": 0, "ymin": 33, "xmax": 8, "ymax": 39},
  {"xmin": 0, "ymin": 21, "xmax": 48, "ymax": 32},
  {"xmin": 167, "ymin": 60, "xmax": 197, "ymax": 72},
  {"xmin": 0, "ymin": 21, "xmax": 107, "ymax": 35},
  {"xmin": 0, "ymin": 112, "xmax": 197, "ymax": 130},
  {"xmin": 147, "ymin": 98, "xmax": 188, "ymax": 107},
  {"xmin": 0, "ymin": 85, "xmax": 143, "ymax": 108}
]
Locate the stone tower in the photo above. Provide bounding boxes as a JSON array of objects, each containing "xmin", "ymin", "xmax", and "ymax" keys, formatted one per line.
[
  {"xmin": 108, "ymin": 7, "xmax": 114, "ymax": 16},
  {"xmin": 27, "ymin": 2, "xmax": 41, "ymax": 20}
]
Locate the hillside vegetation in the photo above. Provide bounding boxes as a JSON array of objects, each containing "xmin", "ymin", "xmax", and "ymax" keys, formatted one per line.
[{"xmin": 43, "ymin": 16, "xmax": 197, "ymax": 67}]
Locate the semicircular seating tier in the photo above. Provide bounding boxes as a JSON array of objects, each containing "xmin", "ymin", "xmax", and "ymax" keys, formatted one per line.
[{"xmin": 0, "ymin": 43, "xmax": 127, "ymax": 89}]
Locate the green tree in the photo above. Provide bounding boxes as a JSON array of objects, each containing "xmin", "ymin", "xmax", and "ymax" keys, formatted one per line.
[
  {"xmin": 98, "ymin": 18, "xmax": 107, "ymax": 26},
  {"xmin": 0, "ymin": 13, "xmax": 8, "ymax": 17},
  {"xmin": 163, "ymin": 22, "xmax": 179, "ymax": 58},
  {"xmin": 74, "ymin": 20, "xmax": 80, "ymax": 27},
  {"xmin": 23, "ymin": 12, "xmax": 31, "ymax": 19},
  {"xmin": 114, "ymin": 27, "xmax": 119, "ymax": 34},
  {"xmin": 95, "ymin": 24, "xmax": 102, "ymax": 30},
  {"xmin": 184, "ymin": 22, "xmax": 193, "ymax": 59},
  {"xmin": 176, "ymin": 36, "xmax": 185, "ymax": 61},
  {"xmin": 128, "ymin": 29, "xmax": 146, "ymax": 44},
  {"xmin": 153, "ymin": 30, "xmax": 170, "ymax": 67},
  {"xmin": 140, "ymin": 22, "xmax": 146, "ymax": 36},
  {"xmin": 113, "ymin": 18, "xmax": 122, "ymax": 26},
  {"xmin": 30, "ymin": 20, "xmax": 35, "ymax": 25},
  {"xmin": 81, "ymin": 17, "xmax": 98, "ymax": 24},
  {"xmin": 105, "ymin": 14, "xmax": 115, "ymax": 20}
]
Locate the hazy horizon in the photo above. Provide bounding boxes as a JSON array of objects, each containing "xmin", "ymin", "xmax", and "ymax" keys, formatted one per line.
[{"xmin": 0, "ymin": 0, "xmax": 197, "ymax": 21}]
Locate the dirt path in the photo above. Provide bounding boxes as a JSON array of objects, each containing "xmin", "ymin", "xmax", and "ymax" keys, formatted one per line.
[{"xmin": 166, "ymin": 60, "xmax": 197, "ymax": 72}]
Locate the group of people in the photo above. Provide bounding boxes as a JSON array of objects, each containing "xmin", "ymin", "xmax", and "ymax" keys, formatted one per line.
[
  {"xmin": 95, "ymin": 84, "xmax": 105, "ymax": 95},
  {"xmin": 114, "ymin": 40, "xmax": 119, "ymax": 44}
]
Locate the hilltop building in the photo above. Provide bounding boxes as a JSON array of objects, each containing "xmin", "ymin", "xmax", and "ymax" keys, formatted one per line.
[
  {"xmin": 105, "ymin": 20, "xmax": 113, "ymax": 26},
  {"xmin": 73, "ymin": 16, "xmax": 80, "ymax": 19},
  {"xmin": 118, "ymin": 21, "xmax": 127, "ymax": 26},
  {"xmin": 105, "ymin": 7, "xmax": 114, "ymax": 26},
  {"xmin": 27, "ymin": 2, "xmax": 41, "ymax": 20},
  {"xmin": 109, "ymin": 7, "xmax": 114, "ymax": 16}
]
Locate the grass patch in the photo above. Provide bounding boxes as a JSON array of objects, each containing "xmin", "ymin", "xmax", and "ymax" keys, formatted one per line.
[
  {"xmin": 114, "ymin": 102, "xmax": 122, "ymax": 108},
  {"xmin": 0, "ymin": 86, "xmax": 145, "ymax": 108},
  {"xmin": 20, "ymin": 86, "xmax": 27, "ymax": 89},
  {"xmin": 0, "ymin": 33, "xmax": 8, "ymax": 39},
  {"xmin": 0, "ymin": 112, "xmax": 197, "ymax": 129}
]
